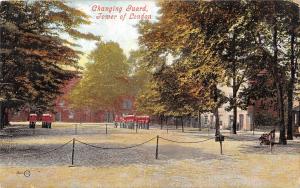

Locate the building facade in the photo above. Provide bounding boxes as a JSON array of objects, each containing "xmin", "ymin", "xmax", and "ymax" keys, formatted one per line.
[
  {"xmin": 9, "ymin": 78, "xmax": 135, "ymax": 123},
  {"xmin": 200, "ymin": 84, "xmax": 251, "ymax": 131}
]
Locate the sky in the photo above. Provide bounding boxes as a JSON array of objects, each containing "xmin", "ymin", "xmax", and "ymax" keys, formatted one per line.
[
  {"xmin": 67, "ymin": 0, "xmax": 300, "ymax": 67},
  {"xmin": 67, "ymin": 0, "xmax": 160, "ymax": 67}
]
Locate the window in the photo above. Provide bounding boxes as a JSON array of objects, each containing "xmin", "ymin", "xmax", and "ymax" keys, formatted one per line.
[
  {"xmin": 204, "ymin": 115, "xmax": 208, "ymax": 124},
  {"xmin": 219, "ymin": 115, "xmax": 223, "ymax": 126},
  {"xmin": 68, "ymin": 111, "xmax": 74, "ymax": 119},
  {"xmin": 210, "ymin": 115, "xmax": 214, "ymax": 125},
  {"xmin": 229, "ymin": 115, "xmax": 233, "ymax": 127},
  {"xmin": 123, "ymin": 100, "xmax": 132, "ymax": 109}
]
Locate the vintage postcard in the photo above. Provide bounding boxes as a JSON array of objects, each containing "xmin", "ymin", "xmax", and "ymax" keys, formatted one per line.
[{"xmin": 0, "ymin": 0, "xmax": 299, "ymax": 187}]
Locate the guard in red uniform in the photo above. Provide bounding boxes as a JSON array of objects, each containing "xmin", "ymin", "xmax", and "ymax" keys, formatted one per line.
[
  {"xmin": 29, "ymin": 114, "xmax": 37, "ymax": 129},
  {"xmin": 42, "ymin": 114, "xmax": 52, "ymax": 128}
]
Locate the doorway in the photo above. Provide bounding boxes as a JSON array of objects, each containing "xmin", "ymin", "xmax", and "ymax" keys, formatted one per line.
[{"xmin": 239, "ymin": 114, "xmax": 244, "ymax": 130}]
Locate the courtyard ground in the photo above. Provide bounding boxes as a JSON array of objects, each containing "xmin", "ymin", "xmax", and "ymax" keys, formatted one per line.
[{"xmin": 0, "ymin": 122, "xmax": 299, "ymax": 188}]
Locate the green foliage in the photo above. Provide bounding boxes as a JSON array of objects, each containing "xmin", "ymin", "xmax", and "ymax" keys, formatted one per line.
[
  {"xmin": 136, "ymin": 1, "xmax": 226, "ymax": 117},
  {"xmin": 135, "ymin": 80, "xmax": 167, "ymax": 116},
  {"xmin": 68, "ymin": 42, "xmax": 130, "ymax": 111},
  {"xmin": 254, "ymin": 113, "xmax": 279, "ymax": 128},
  {"xmin": 136, "ymin": 0, "xmax": 300, "ymax": 141},
  {"xmin": 0, "ymin": 1, "xmax": 99, "ymax": 116},
  {"xmin": 127, "ymin": 49, "xmax": 152, "ymax": 96}
]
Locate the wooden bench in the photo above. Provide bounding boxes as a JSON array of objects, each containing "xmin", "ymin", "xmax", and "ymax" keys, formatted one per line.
[{"xmin": 259, "ymin": 129, "xmax": 275, "ymax": 145}]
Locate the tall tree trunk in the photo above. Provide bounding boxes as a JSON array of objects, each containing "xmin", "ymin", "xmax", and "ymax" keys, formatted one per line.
[
  {"xmin": 180, "ymin": 116, "xmax": 184, "ymax": 132},
  {"xmin": 112, "ymin": 111, "xmax": 115, "ymax": 123},
  {"xmin": 0, "ymin": 38, "xmax": 6, "ymax": 128},
  {"xmin": 230, "ymin": 31, "xmax": 238, "ymax": 134},
  {"xmin": 272, "ymin": 22, "xmax": 287, "ymax": 145},
  {"xmin": 160, "ymin": 115, "xmax": 163, "ymax": 129},
  {"xmin": 165, "ymin": 116, "xmax": 168, "ymax": 126},
  {"xmin": 0, "ymin": 103, "xmax": 4, "ymax": 129},
  {"xmin": 0, "ymin": 56, "xmax": 3, "ymax": 129},
  {"xmin": 175, "ymin": 117, "xmax": 178, "ymax": 129},
  {"xmin": 214, "ymin": 107, "xmax": 220, "ymax": 136},
  {"xmin": 212, "ymin": 83, "xmax": 220, "ymax": 136},
  {"xmin": 277, "ymin": 82, "xmax": 286, "ymax": 144},
  {"xmin": 232, "ymin": 89, "xmax": 237, "ymax": 134},
  {"xmin": 198, "ymin": 110, "xmax": 201, "ymax": 131},
  {"xmin": 287, "ymin": 31, "xmax": 296, "ymax": 140}
]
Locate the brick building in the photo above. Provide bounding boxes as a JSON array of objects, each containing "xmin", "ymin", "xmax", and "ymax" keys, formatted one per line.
[{"xmin": 10, "ymin": 78, "xmax": 135, "ymax": 123}]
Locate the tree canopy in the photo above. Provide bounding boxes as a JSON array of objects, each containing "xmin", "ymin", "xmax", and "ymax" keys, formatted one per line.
[
  {"xmin": 67, "ymin": 42, "xmax": 130, "ymax": 112},
  {"xmin": 0, "ymin": 1, "xmax": 100, "ymax": 127},
  {"xmin": 135, "ymin": 0, "xmax": 300, "ymax": 142}
]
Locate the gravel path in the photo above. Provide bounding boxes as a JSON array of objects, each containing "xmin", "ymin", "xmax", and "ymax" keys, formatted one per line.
[
  {"xmin": 0, "ymin": 123, "xmax": 299, "ymax": 188},
  {"xmin": 0, "ymin": 124, "xmax": 221, "ymax": 167}
]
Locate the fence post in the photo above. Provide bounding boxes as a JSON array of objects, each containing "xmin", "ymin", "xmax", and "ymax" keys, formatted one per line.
[
  {"xmin": 270, "ymin": 137, "xmax": 274, "ymax": 153},
  {"xmin": 71, "ymin": 138, "xmax": 75, "ymax": 165},
  {"xmin": 270, "ymin": 143, "xmax": 273, "ymax": 153},
  {"xmin": 208, "ymin": 126, "xmax": 210, "ymax": 136},
  {"xmin": 155, "ymin": 135, "xmax": 159, "ymax": 159},
  {"xmin": 167, "ymin": 123, "xmax": 168, "ymax": 134},
  {"xmin": 106, "ymin": 124, "xmax": 108, "ymax": 134},
  {"xmin": 219, "ymin": 140, "xmax": 223, "ymax": 155},
  {"xmin": 135, "ymin": 123, "xmax": 138, "ymax": 133}
]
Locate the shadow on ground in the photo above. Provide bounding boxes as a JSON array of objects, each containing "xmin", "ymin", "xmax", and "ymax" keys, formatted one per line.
[
  {"xmin": 0, "ymin": 141, "xmax": 222, "ymax": 167},
  {"xmin": 238, "ymin": 140, "xmax": 300, "ymax": 155}
]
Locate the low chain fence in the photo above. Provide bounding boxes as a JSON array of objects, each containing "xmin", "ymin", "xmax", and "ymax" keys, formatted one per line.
[
  {"xmin": 0, "ymin": 133, "xmax": 275, "ymax": 166},
  {"xmin": 0, "ymin": 139, "xmax": 73, "ymax": 158},
  {"xmin": 75, "ymin": 137, "xmax": 156, "ymax": 150}
]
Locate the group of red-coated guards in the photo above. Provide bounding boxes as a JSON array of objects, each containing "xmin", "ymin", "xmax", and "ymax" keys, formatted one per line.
[
  {"xmin": 114, "ymin": 115, "xmax": 150, "ymax": 130},
  {"xmin": 28, "ymin": 114, "xmax": 150, "ymax": 130},
  {"xmin": 28, "ymin": 113, "xmax": 53, "ymax": 129}
]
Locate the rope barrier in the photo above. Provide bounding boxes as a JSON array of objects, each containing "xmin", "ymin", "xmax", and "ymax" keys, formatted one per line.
[
  {"xmin": 75, "ymin": 136, "xmax": 156, "ymax": 150},
  {"xmin": 0, "ymin": 133, "xmax": 266, "ymax": 163},
  {"xmin": 0, "ymin": 139, "xmax": 73, "ymax": 158},
  {"xmin": 159, "ymin": 136, "xmax": 215, "ymax": 143},
  {"xmin": 23, "ymin": 139, "xmax": 73, "ymax": 157}
]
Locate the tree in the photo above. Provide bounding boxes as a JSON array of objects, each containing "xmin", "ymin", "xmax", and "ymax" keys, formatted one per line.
[
  {"xmin": 135, "ymin": 80, "xmax": 167, "ymax": 120},
  {"xmin": 0, "ymin": 1, "xmax": 100, "ymax": 128},
  {"xmin": 137, "ymin": 1, "xmax": 229, "ymax": 135},
  {"xmin": 127, "ymin": 49, "xmax": 152, "ymax": 96},
  {"xmin": 249, "ymin": 1, "xmax": 300, "ymax": 144},
  {"xmin": 286, "ymin": 2, "xmax": 299, "ymax": 140},
  {"xmin": 137, "ymin": 0, "xmax": 300, "ymax": 142},
  {"xmin": 68, "ymin": 42, "xmax": 130, "ymax": 117},
  {"xmin": 177, "ymin": 0, "xmax": 268, "ymax": 134}
]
